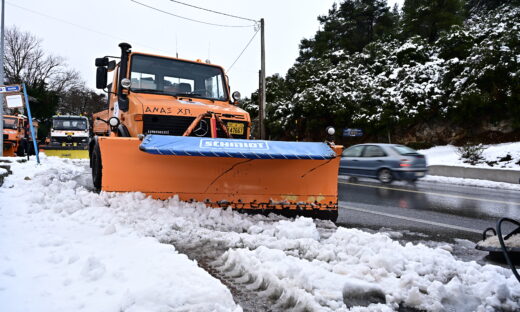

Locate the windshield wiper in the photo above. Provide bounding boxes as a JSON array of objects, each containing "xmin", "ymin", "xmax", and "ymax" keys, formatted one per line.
[
  {"xmin": 131, "ymin": 88, "xmax": 177, "ymax": 97},
  {"xmin": 175, "ymin": 92, "xmax": 201, "ymax": 97}
]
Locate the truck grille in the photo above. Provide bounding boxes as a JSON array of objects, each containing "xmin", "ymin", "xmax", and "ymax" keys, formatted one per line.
[
  {"xmin": 3, "ymin": 134, "xmax": 7, "ymax": 140},
  {"xmin": 143, "ymin": 115, "xmax": 248, "ymax": 139},
  {"xmin": 51, "ymin": 136, "xmax": 88, "ymax": 144}
]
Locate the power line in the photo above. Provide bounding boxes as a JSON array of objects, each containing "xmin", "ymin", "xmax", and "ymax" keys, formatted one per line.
[
  {"xmin": 227, "ymin": 28, "xmax": 259, "ymax": 73},
  {"xmin": 131, "ymin": 0, "xmax": 256, "ymax": 28},
  {"xmin": 167, "ymin": 0, "xmax": 258, "ymax": 23},
  {"xmin": 6, "ymin": 1, "xmax": 170, "ymax": 55}
]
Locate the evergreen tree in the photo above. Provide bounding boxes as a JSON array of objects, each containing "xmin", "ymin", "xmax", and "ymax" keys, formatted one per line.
[
  {"xmin": 402, "ymin": 0, "xmax": 464, "ymax": 43},
  {"xmin": 298, "ymin": 0, "xmax": 397, "ymax": 62},
  {"xmin": 467, "ymin": 0, "xmax": 520, "ymax": 14}
]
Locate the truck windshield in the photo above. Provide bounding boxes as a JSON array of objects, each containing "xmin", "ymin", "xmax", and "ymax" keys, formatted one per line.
[
  {"xmin": 3, "ymin": 117, "xmax": 18, "ymax": 129},
  {"xmin": 130, "ymin": 54, "xmax": 228, "ymax": 101},
  {"xmin": 53, "ymin": 118, "xmax": 88, "ymax": 130}
]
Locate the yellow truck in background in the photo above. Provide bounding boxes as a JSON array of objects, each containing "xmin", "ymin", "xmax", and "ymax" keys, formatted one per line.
[{"xmin": 40, "ymin": 115, "xmax": 90, "ymax": 159}]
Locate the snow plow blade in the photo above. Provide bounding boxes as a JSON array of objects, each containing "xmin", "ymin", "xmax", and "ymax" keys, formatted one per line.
[
  {"xmin": 98, "ymin": 135, "xmax": 342, "ymax": 220},
  {"xmin": 41, "ymin": 148, "xmax": 89, "ymax": 159}
]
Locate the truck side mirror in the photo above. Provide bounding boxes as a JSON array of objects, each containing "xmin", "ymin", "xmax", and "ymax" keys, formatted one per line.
[
  {"xmin": 95, "ymin": 57, "xmax": 109, "ymax": 67},
  {"xmin": 96, "ymin": 66, "xmax": 108, "ymax": 89}
]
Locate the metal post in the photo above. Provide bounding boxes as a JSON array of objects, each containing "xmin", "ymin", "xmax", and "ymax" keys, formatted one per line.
[
  {"xmin": 258, "ymin": 69, "xmax": 261, "ymax": 138},
  {"xmin": 259, "ymin": 18, "xmax": 266, "ymax": 140},
  {"xmin": 0, "ymin": 0, "xmax": 5, "ymax": 157},
  {"xmin": 22, "ymin": 83, "xmax": 39, "ymax": 164}
]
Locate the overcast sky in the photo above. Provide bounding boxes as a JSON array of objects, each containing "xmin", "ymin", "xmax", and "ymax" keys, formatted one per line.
[{"xmin": 8, "ymin": 0, "xmax": 402, "ymax": 97}]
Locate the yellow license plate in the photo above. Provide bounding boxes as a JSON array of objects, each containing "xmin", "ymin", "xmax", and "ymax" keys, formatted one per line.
[{"xmin": 227, "ymin": 122, "xmax": 244, "ymax": 135}]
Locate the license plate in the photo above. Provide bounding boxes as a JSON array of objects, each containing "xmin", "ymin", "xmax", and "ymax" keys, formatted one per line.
[
  {"xmin": 416, "ymin": 172, "xmax": 425, "ymax": 177},
  {"xmin": 227, "ymin": 122, "xmax": 244, "ymax": 135}
]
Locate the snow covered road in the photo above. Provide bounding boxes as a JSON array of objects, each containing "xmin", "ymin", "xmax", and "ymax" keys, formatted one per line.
[{"xmin": 1, "ymin": 156, "xmax": 519, "ymax": 311}]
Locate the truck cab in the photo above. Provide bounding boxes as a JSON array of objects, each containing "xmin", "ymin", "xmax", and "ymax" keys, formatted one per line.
[
  {"xmin": 3, "ymin": 115, "xmax": 26, "ymax": 156},
  {"xmin": 48, "ymin": 115, "xmax": 89, "ymax": 147},
  {"xmin": 94, "ymin": 43, "xmax": 250, "ymax": 142}
]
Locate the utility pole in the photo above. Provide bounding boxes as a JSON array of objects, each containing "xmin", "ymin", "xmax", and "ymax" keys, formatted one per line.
[
  {"xmin": 259, "ymin": 18, "xmax": 266, "ymax": 140},
  {"xmin": 0, "ymin": 0, "xmax": 5, "ymax": 157}
]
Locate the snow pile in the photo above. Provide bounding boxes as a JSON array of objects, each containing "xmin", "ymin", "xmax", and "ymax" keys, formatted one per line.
[
  {"xmin": 0, "ymin": 156, "xmax": 241, "ymax": 312},
  {"xmin": 420, "ymin": 142, "xmax": 520, "ymax": 170},
  {"xmin": 214, "ymin": 227, "xmax": 520, "ymax": 311},
  {"xmin": 421, "ymin": 175, "xmax": 520, "ymax": 191},
  {"xmin": 478, "ymin": 234, "xmax": 520, "ymax": 249},
  {"xmin": 1, "ymin": 156, "xmax": 520, "ymax": 311}
]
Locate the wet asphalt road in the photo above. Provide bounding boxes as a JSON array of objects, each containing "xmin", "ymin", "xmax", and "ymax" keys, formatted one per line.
[{"xmin": 336, "ymin": 177, "xmax": 520, "ymax": 245}]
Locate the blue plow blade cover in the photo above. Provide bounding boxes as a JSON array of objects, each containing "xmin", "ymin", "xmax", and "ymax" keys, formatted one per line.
[{"xmin": 139, "ymin": 135, "xmax": 336, "ymax": 160}]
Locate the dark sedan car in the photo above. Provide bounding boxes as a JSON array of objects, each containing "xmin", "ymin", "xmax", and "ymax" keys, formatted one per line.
[{"xmin": 340, "ymin": 144, "xmax": 428, "ymax": 183}]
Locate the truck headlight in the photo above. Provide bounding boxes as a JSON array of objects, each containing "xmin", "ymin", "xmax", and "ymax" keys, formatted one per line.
[
  {"xmin": 108, "ymin": 117, "xmax": 120, "ymax": 127},
  {"xmin": 121, "ymin": 78, "xmax": 131, "ymax": 89}
]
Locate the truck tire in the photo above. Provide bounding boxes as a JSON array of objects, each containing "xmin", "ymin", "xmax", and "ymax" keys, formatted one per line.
[
  {"xmin": 16, "ymin": 139, "xmax": 27, "ymax": 157},
  {"xmin": 91, "ymin": 141, "xmax": 102, "ymax": 191},
  {"xmin": 27, "ymin": 142, "xmax": 36, "ymax": 156}
]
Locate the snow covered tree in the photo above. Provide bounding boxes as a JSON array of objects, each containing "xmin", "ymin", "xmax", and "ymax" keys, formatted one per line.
[
  {"xmin": 298, "ymin": 0, "xmax": 398, "ymax": 62},
  {"xmin": 402, "ymin": 0, "xmax": 464, "ymax": 42}
]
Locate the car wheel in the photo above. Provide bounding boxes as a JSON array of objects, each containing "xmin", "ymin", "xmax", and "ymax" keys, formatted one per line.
[
  {"xmin": 91, "ymin": 141, "xmax": 102, "ymax": 191},
  {"xmin": 377, "ymin": 168, "xmax": 393, "ymax": 184}
]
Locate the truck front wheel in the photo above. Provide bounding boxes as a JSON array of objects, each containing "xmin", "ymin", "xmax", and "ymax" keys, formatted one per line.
[
  {"xmin": 91, "ymin": 141, "xmax": 102, "ymax": 191},
  {"xmin": 16, "ymin": 139, "xmax": 28, "ymax": 157}
]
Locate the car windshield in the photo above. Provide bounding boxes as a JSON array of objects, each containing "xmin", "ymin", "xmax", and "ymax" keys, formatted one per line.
[
  {"xmin": 342, "ymin": 145, "xmax": 364, "ymax": 157},
  {"xmin": 130, "ymin": 54, "xmax": 228, "ymax": 101},
  {"xmin": 3, "ymin": 117, "xmax": 17, "ymax": 129},
  {"xmin": 53, "ymin": 118, "xmax": 88, "ymax": 130},
  {"xmin": 392, "ymin": 145, "xmax": 418, "ymax": 155}
]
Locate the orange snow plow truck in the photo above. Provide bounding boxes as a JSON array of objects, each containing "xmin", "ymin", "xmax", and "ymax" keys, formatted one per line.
[
  {"xmin": 91, "ymin": 43, "xmax": 342, "ymax": 220},
  {"xmin": 3, "ymin": 114, "xmax": 36, "ymax": 157}
]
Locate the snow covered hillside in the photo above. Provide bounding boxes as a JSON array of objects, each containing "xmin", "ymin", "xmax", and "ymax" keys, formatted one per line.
[
  {"xmin": 419, "ymin": 142, "xmax": 520, "ymax": 170},
  {"xmin": 1, "ymin": 156, "xmax": 519, "ymax": 311}
]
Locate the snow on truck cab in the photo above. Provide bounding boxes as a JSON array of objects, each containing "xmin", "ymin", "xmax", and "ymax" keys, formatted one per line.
[{"xmin": 91, "ymin": 43, "xmax": 342, "ymax": 221}]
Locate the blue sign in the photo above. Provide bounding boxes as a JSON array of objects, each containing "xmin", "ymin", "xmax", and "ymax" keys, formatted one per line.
[
  {"xmin": 343, "ymin": 128, "xmax": 363, "ymax": 137},
  {"xmin": 6, "ymin": 86, "xmax": 20, "ymax": 92},
  {"xmin": 0, "ymin": 85, "xmax": 21, "ymax": 93}
]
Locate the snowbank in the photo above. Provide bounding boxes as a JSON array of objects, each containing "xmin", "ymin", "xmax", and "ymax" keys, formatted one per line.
[
  {"xmin": 419, "ymin": 142, "xmax": 520, "ymax": 170},
  {"xmin": 0, "ymin": 156, "xmax": 240, "ymax": 312},
  {"xmin": 421, "ymin": 175, "xmax": 520, "ymax": 191},
  {"xmin": 1, "ymin": 156, "xmax": 519, "ymax": 311}
]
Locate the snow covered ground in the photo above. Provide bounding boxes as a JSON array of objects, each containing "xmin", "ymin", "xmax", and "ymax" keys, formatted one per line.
[
  {"xmin": 419, "ymin": 142, "xmax": 520, "ymax": 170},
  {"xmin": 1, "ymin": 156, "xmax": 520, "ymax": 311}
]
